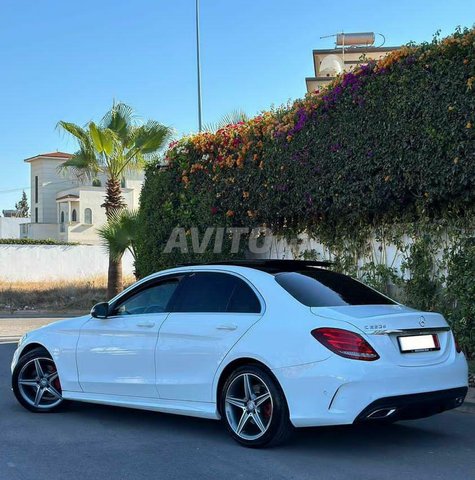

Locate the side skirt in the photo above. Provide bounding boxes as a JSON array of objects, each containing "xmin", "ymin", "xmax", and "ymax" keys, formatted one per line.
[{"xmin": 62, "ymin": 391, "xmax": 220, "ymax": 420}]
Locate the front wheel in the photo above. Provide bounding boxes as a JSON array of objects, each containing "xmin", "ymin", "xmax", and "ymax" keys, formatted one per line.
[
  {"xmin": 12, "ymin": 347, "xmax": 65, "ymax": 413},
  {"xmin": 220, "ymin": 365, "xmax": 293, "ymax": 447}
]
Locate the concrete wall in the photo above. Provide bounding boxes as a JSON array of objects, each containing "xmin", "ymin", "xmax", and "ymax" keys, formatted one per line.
[
  {"xmin": 23, "ymin": 223, "xmax": 59, "ymax": 240},
  {"xmin": 0, "ymin": 217, "xmax": 30, "ymax": 239},
  {"xmin": 0, "ymin": 244, "xmax": 135, "ymax": 282}
]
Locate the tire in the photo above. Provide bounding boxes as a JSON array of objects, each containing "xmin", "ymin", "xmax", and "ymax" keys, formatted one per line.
[
  {"xmin": 220, "ymin": 365, "xmax": 293, "ymax": 448},
  {"xmin": 12, "ymin": 347, "xmax": 66, "ymax": 413}
]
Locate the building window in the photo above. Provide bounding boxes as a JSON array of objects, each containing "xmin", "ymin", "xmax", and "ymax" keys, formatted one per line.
[
  {"xmin": 35, "ymin": 207, "xmax": 38, "ymax": 223},
  {"xmin": 35, "ymin": 176, "xmax": 38, "ymax": 203},
  {"xmin": 84, "ymin": 208, "xmax": 93, "ymax": 225},
  {"xmin": 121, "ymin": 178, "xmax": 126, "ymax": 188},
  {"xmin": 72, "ymin": 209, "xmax": 77, "ymax": 222},
  {"xmin": 60, "ymin": 211, "xmax": 65, "ymax": 223}
]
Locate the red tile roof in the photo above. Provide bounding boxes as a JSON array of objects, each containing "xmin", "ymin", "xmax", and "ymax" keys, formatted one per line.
[{"xmin": 24, "ymin": 151, "xmax": 73, "ymax": 162}]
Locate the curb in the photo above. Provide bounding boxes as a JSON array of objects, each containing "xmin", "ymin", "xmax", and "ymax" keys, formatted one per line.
[
  {"xmin": 460, "ymin": 386, "xmax": 475, "ymax": 411},
  {"xmin": 458, "ymin": 402, "xmax": 475, "ymax": 414},
  {"xmin": 457, "ymin": 387, "xmax": 475, "ymax": 414},
  {"xmin": 0, "ymin": 337, "xmax": 19, "ymax": 344}
]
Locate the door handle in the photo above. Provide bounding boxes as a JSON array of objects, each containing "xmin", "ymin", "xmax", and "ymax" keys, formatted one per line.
[
  {"xmin": 216, "ymin": 324, "xmax": 238, "ymax": 331},
  {"xmin": 137, "ymin": 321, "xmax": 155, "ymax": 328}
]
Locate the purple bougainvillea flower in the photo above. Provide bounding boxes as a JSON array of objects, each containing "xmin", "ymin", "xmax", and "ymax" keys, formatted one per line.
[{"xmin": 330, "ymin": 143, "xmax": 341, "ymax": 153}]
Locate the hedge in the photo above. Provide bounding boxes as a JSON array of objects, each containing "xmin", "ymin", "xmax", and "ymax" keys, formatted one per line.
[
  {"xmin": 136, "ymin": 28, "xmax": 475, "ymax": 355},
  {"xmin": 0, "ymin": 238, "xmax": 78, "ymax": 246}
]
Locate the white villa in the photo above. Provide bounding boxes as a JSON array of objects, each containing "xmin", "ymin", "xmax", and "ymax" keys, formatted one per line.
[{"xmin": 21, "ymin": 152, "xmax": 144, "ymax": 245}]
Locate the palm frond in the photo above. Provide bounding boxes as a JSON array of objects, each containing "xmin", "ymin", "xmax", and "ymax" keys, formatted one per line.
[
  {"xmin": 57, "ymin": 148, "xmax": 101, "ymax": 180},
  {"xmin": 56, "ymin": 121, "xmax": 90, "ymax": 144},
  {"xmin": 130, "ymin": 121, "xmax": 173, "ymax": 154},
  {"xmin": 89, "ymin": 123, "xmax": 119, "ymax": 157},
  {"xmin": 97, "ymin": 209, "xmax": 139, "ymax": 262},
  {"xmin": 101, "ymin": 102, "xmax": 135, "ymax": 141},
  {"xmin": 203, "ymin": 109, "xmax": 249, "ymax": 132}
]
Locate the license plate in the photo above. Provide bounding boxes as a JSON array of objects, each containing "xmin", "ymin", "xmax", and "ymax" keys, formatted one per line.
[{"xmin": 398, "ymin": 334, "xmax": 440, "ymax": 353}]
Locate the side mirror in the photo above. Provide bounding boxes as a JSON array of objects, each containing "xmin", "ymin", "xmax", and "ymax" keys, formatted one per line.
[{"xmin": 91, "ymin": 302, "xmax": 109, "ymax": 319}]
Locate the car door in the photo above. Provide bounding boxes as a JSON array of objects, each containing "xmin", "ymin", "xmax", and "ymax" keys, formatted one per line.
[
  {"xmin": 76, "ymin": 275, "xmax": 182, "ymax": 397},
  {"xmin": 156, "ymin": 271, "xmax": 264, "ymax": 402}
]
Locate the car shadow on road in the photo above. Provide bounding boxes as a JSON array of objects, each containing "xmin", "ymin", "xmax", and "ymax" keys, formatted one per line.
[
  {"xmin": 65, "ymin": 400, "xmax": 452, "ymax": 451},
  {"xmin": 287, "ymin": 421, "xmax": 451, "ymax": 452}
]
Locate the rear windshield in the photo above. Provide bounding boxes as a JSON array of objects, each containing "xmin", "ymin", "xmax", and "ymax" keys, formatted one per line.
[{"xmin": 274, "ymin": 270, "xmax": 395, "ymax": 307}]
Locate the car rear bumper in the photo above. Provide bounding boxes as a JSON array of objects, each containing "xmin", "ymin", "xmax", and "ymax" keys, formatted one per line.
[
  {"xmin": 272, "ymin": 352, "xmax": 469, "ymax": 427},
  {"xmin": 353, "ymin": 387, "xmax": 468, "ymax": 423}
]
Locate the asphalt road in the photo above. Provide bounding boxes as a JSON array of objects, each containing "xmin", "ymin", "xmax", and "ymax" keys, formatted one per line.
[{"xmin": 1, "ymin": 343, "xmax": 474, "ymax": 480}]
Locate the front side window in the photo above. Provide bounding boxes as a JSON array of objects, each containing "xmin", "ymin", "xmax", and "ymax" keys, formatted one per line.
[
  {"xmin": 275, "ymin": 270, "xmax": 395, "ymax": 307},
  {"xmin": 72, "ymin": 209, "xmax": 77, "ymax": 222},
  {"xmin": 172, "ymin": 272, "xmax": 261, "ymax": 313},
  {"xmin": 113, "ymin": 279, "xmax": 179, "ymax": 315}
]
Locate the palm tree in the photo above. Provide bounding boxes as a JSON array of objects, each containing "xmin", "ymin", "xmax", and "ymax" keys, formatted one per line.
[
  {"xmin": 58, "ymin": 102, "xmax": 172, "ymax": 298},
  {"xmin": 97, "ymin": 209, "xmax": 139, "ymax": 280},
  {"xmin": 203, "ymin": 109, "xmax": 249, "ymax": 132}
]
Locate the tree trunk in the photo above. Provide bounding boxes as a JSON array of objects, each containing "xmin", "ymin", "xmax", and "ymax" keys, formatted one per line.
[
  {"xmin": 102, "ymin": 178, "xmax": 126, "ymax": 214},
  {"xmin": 107, "ymin": 254, "xmax": 123, "ymax": 299},
  {"xmin": 103, "ymin": 178, "xmax": 126, "ymax": 298}
]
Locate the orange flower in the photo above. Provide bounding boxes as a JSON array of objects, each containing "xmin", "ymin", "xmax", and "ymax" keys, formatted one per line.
[
  {"xmin": 242, "ymin": 191, "xmax": 250, "ymax": 199},
  {"xmin": 226, "ymin": 210, "xmax": 235, "ymax": 217}
]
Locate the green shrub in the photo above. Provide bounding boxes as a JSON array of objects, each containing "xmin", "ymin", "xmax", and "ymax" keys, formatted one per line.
[
  {"xmin": 0, "ymin": 238, "xmax": 78, "ymax": 246},
  {"xmin": 137, "ymin": 27, "xmax": 475, "ymax": 356}
]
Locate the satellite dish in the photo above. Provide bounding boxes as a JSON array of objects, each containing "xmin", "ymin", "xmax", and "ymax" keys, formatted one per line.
[{"xmin": 319, "ymin": 54, "xmax": 344, "ymax": 77}]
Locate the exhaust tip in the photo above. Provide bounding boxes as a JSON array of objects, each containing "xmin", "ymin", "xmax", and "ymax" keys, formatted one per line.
[{"xmin": 366, "ymin": 407, "xmax": 397, "ymax": 419}]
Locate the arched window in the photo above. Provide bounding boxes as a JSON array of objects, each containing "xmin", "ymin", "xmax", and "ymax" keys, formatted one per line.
[
  {"xmin": 72, "ymin": 209, "xmax": 77, "ymax": 222},
  {"xmin": 60, "ymin": 211, "xmax": 65, "ymax": 223},
  {"xmin": 84, "ymin": 208, "xmax": 93, "ymax": 225}
]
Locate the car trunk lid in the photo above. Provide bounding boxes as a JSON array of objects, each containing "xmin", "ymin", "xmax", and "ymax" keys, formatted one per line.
[{"xmin": 310, "ymin": 305, "xmax": 452, "ymax": 366}]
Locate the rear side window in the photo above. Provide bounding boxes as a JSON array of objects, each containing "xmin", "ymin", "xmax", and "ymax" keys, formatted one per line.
[
  {"xmin": 227, "ymin": 281, "xmax": 261, "ymax": 313},
  {"xmin": 275, "ymin": 270, "xmax": 395, "ymax": 307},
  {"xmin": 172, "ymin": 272, "xmax": 261, "ymax": 313}
]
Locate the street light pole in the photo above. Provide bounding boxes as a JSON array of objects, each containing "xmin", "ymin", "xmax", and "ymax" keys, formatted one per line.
[{"xmin": 196, "ymin": 0, "xmax": 203, "ymax": 132}]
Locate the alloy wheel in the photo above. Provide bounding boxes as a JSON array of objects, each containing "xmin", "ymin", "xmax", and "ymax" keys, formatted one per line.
[
  {"xmin": 224, "ymin": 373, "xmax": 273, "ymax": 441},
  {"xmin": 17, "ymin": 357, "xmax": 63, "ymax": 410}
]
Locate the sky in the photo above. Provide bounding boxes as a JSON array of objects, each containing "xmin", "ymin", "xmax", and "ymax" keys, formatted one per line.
[{"xmin": 0, "ymin": 0, "xmax": 474, "ymax": 212}]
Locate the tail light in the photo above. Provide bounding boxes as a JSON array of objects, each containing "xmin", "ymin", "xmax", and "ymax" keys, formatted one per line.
[
  {"xmin": 453, "ymin": 334, "xmax": 462, "ymax": 353},
  {"xmin": 311, "ymin": 327, "xmax": 380, "ymax": 361}
]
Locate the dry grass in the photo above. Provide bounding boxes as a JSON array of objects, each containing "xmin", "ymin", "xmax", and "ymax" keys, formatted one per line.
[{"xmin": 0, "ymin": 276, "xmax": 135, "ymax": 313}]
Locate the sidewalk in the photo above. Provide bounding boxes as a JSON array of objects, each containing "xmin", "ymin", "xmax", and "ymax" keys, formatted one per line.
[{"xmin": 0, "ymin": 313, "xmax": 80, "ymax": 343}]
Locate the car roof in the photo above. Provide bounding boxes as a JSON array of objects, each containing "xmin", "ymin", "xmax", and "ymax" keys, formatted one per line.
[
  {"xmin": 109, "ymin": 260, "xmax": 334, "ymax": 305},
  {"xmin": 176, "ymin": 259, "xmax": 333, "ymax": 274}
]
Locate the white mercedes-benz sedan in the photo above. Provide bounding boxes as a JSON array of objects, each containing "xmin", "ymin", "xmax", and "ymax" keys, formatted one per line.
[{"xmin": 11, "ymin": 260, "xmax": 468, "ymax": 447}]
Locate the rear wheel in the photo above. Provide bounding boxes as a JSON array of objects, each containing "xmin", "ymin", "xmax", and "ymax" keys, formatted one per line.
[
  {"xmin": 12, "ymin": 347, "xmax": 65, "ymax": 413},
  {"xmin": 220, "ymin": 365, "xmax": 293, "ymax": 447}
]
